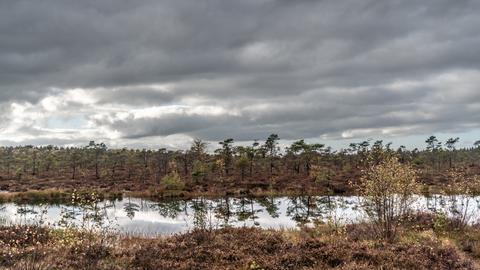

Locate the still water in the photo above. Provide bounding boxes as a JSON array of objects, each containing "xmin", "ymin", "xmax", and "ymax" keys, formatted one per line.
[{"xmin": 1, "ymin": 195, "xmax": 479, "ymax": 236}]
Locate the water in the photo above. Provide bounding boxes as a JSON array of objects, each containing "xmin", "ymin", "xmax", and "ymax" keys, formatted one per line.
[{"xmin": 0, "ymin": 195, "xmax": 479, "ymax": 236}]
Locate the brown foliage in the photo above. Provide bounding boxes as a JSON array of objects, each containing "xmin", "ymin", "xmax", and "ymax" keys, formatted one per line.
[
  {"xmin": 0, "ymin": 225, "xmax": 475, "ymax": 269},
  {"xmin": 120, "ymin": 228, "xmax": 474, "ymax": 270}
]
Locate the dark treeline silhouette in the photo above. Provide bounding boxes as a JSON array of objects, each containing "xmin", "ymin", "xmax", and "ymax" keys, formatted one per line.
[{"xmin": 0, "ymin": 135, "xmax": 479, "ymax": 194}]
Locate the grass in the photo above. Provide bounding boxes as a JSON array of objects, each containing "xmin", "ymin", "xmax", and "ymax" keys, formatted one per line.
[
  {"xmin": 0, "ymin": 214, "xmax": 478, "ymax": 269},
  {"xmin": 0, "ymin": 186, "xmax": 345, "ymax": 204},
  {"xmin": 0, "ymin": 184, "xmax": 473, "ymax": 205},
  {"xmin": 0, "ymin": 164, "xmax": 473, "ymax": 204},
  {"xmin": 0, "ymin": 189, "xmax": 123, "ymax": 204}
]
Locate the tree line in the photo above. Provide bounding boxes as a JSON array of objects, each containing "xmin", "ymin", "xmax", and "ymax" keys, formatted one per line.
[{"xmin": 0, "ymin": 135, "xmax": 479, "ymax": 184}]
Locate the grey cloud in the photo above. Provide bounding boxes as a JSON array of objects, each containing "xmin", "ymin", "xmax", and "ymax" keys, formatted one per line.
[
  {"xmin": 1, "ymin": 0, "xmax": 480, "ymax": 146},
  {"xmin": 94, "ymin": 87, "xmax": 176, "ymax": 106}
]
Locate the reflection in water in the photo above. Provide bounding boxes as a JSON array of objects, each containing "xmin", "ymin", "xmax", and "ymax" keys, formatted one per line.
[
  {"xmin": 124, "ymin": 197, "xmax": 140, "ymax": 220},
  {"xmin": 0, "ymin": 195, "xmax": 479, "ymax": 236}
]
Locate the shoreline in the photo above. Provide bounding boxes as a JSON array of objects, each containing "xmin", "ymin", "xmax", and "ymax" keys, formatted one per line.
[{"xmin": 0, "ymin": 184, "xmax": 463, "ymax": 204}]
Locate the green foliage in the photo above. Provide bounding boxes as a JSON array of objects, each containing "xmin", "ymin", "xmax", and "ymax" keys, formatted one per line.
[
  {"xmin": 236, "ymin": 156, "xmax": 249, "ymax": 167},
  {"xmin": 191, "ymin": 160, "xmax": 207, "ymax": 183},
  {"xmin": 216, "ymin": 138, "xmax": 235, "ymax": 175},
  {"xmin": 312, "ymin": 165, "xmax": 331, "ymax": 183},
  {"xmin": 248, "ymin": 260, "xmax": 265, "ymax": 270},
  {"xmin": 235, "ymin": 155, "xmax": 250, "ymax": 179},
  {"xmin": 433, "ymin": 212, "xmax": 448, "ymax": 235},
  {"xmin": 160, "ymin": 172, "xmax": 185, "ymax": 191},
  {"xmin": 263, "ymin": 134, "xmax": 280, "ymax": 176}
]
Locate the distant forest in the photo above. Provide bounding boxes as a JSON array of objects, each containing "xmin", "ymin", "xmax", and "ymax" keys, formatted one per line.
[{"xmin": 0, "ymin": 135, "xmax": 479, "ymax": 187}]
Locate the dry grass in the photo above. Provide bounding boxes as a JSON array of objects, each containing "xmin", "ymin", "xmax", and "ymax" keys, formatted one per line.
[{"xmin": 0, "ymin": 219, "xmax": 477, "ymax": 270}]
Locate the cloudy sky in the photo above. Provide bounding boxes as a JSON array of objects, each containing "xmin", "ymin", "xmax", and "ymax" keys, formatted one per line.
[{"xmin": 1, "ymin": 0, "xmax": 480, "ymax": 150}]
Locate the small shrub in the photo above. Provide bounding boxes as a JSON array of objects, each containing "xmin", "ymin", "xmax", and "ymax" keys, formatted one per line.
[
  {"xmin": 313, "ymin": 166, "xmax": 332, "ymax": 183},
  {"xmin": 443, "ymin": 169, "xmax": 480, "ymax": 229},
  {"xmin": 248, "ymin": 260, "xmax": 265, "ymax": 270},
  {"xmin": 54, "ymin": 192, "xmax": 116, "ymax": 269},
  {"xmin": 235, "ymin": 156, "xmax": 250, "ymax": 180},
  {"xmin": 160, "ymin": 172, "xmax": 185, "ymax": 191},
  {"xmin": 433, "ymin": 212, "xmax": 448, "ymax": 235}
]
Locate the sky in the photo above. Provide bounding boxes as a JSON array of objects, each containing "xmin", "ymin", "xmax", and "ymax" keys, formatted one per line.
[{"xmin": 1, "ymin": 0, "xmax": 480, "ymax": 150}]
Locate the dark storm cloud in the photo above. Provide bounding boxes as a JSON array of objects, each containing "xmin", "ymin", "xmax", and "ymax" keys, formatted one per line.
[{"xmin": 1, "ymin": 0, "xmax": 480, "ymax": 146}]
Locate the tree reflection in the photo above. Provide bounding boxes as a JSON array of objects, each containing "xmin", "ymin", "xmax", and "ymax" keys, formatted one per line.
[
  {"xmin": 16, "ymin": 204, "xmax": 39, "ymax": 225},
  {"xmin": 285, "ymin": 195, "xmax": 350, "ymax": 225},
  {"xmin": 286, "ymin": 196, "xmax": 319, "ymax": 224},
  {"xmin": 190, "ymin": 198, "xmax": 211, "ymax": 229},
  {"xmin": 150, "ymin": 199, "xmax": 186, "ymax": 219},
  {"xmin": 256, "ymin": 197, "xmax": 280, "ymax": 218},
  {"xmin": 214, "ymin": 197, "xmax": 233, "ymax": 227},
  {"xmin": 314, "ymin": 196, "xmax": 348, "ymax": 225},
  {"xmin": 233, "ymin": 197, "xmax": 262, "ymax": 225},
  {"xmin": 123, "ymin": 197, "xmax": 139, "ymax": 220}
]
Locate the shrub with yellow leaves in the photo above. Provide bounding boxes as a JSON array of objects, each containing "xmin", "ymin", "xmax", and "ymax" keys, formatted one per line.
[{"xmin": 360, "ymin": 155, "xmax": 419, "ymax": 241}]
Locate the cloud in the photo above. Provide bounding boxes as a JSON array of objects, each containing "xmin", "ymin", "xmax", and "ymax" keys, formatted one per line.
[{"xmin": 1, "ymin": 0, "xmax": 480, "ymax": 149}]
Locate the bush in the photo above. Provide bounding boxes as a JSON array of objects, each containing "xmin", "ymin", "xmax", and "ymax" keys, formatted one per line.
[
  {"xmin": 191, "ymin": 160, "xmax": 207, "ymax": 183},
  {"xmin": 442, "ymin": 169, "xmax": 480, "ymax": 229},
  {"xmin": 235, "ymin": 156, "xmax": 250, "ymax": 180},
  {"xmin": 360, "ymin": 156, "xmax": 419, "ymax": 241},
  {"xmin": 160, "ymin": 172, "xmax": 185, "ymax": 191}
]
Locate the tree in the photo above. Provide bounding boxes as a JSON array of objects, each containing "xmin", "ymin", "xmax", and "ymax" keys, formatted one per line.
[
  {"xmin": 397, "ymin": 145, "xmax": 407, "ymax": 163},
  {"xmin": 41, "ymin": 145, "xmax": 56, "ymax": 175},
  {"xmin": 425, "ymin": 136, "xmax": 441, "ymax": 171},
  {"xmin": 235, "ymin": 155, "xmax": 249, "ymax": 181},
  {"xmin": 264, "ymin": 134, "xmax": 280, "ymax": 176},
  {"xmin": 425, "ymin": 136, "xmax": 440, "ymax": 151},
  {"xmin": 367, "ymin": 140, "xmax": 393, "ymax": 165},
  {"xmin": 246, "ymin": 141, "xmax": 259, "ymax": 176},
  {"xmin": 474, "ymin": 140, "xmax": 480, "ymax": 148},
  {"xmin": 445, "ymin": 137, "xmax": 459, "ymax": 150},
  {"xmin": 289, "ymin": 140, "xmax": 324, "ymax": 175},
  {"xmin": 69, "ymin": 148, "xmax": 82, "ymax": 180},
  {"xmin": 360, "ymin": 156, "xmax": 418, "ymax": 241},
  {"xmin": 190, "ymin": 138, "xmax": 208, "ymax": 162},
  {"xmin": 191, "ymin": 160, "xmax": 207, "ymax": 184},
  {"xmin": 235, "ymin": 143, "xmax": 259, "ymax": 177},
  {"xmin": 445, "ymin": 137, "xmax": 460, "ymax": 168},
  {"xmin": 176, "ymin": 150, "xmax": 191, "ymax": 176},
  {"xmin": 1, "ymin": 147, "xmax": 14, "ymax": 178},
  {"xmin": 287, "ymin": 142, "xmax": 303, "ymax": 174},
  {"xmin": 106, "ymin": 149, "xmax": 124, "ymax": 179},
  {"xmin": 31, "ymin": 147, "xmax": 38, "ymax": 176},
  {"xmin": 356, "ymin": 140, "xmax": 371, "ymax": 167},
  {"xmin": 216, "ymin": 138, "xmax": 234, "ymax": 175},
  {"xmin": 143, "ymin": 149, "xmax": 153, "ymax": 182},
  {"xmin": 87, "ymin": 141, "xmax": 107, "ymax": 179},
  {"xmin": 474, "ymin": 140, "xmax": 480, "ymax": 166},
  {"xmin": 154, "ymin": 148, "xmax": 169, "ymax": 183}
]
